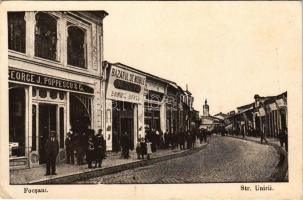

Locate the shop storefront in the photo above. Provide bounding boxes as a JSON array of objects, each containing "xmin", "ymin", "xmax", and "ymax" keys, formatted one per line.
[
  {"xmin": 105, "ymin": 64, "xmax": 146, "ymax": 151},
  {"xmin": 144, "ymin": 80, "xmax": 166, "ymax": 133},
  {"xmin": 9, "ymin": 68, "xmax": 97, "ymax": 168}
]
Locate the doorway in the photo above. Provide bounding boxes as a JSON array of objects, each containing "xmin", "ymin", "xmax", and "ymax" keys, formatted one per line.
[
  {"xmin": 39, "ymin": 104, "xmax": 57, "ymax": 164},
  {"xmin": 121, "ymin": 118, "xmax": 134, "ymax": 143}
]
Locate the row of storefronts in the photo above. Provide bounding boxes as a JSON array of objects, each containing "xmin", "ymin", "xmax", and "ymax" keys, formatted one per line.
[
  {"xmin": 225, "ymin": 92, "xmax": 288, "ymax": 137},
  {"xmin": 8, "ymin": 11, "xmax": 198, "ymax": 169},
  {"xmin": 103, "ymin": 62, "xmax": 197, "ymax": 152}
]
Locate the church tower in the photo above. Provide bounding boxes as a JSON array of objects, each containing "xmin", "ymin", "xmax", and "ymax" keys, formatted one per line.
[{"xmin": 203, "ymin": 99, "xmax": 209, "ymax": 116}]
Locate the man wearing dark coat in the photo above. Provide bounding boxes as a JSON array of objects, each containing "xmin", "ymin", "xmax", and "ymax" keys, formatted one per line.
[
  {"xmin": 95, "ymin": 129, "xmax": 106, "ymax": 167},
  {"xmin": 120, "ymin": 132, "xmax": 132, "ymax": 158},
  {"xmin": 164, "ymin": 130, "xmax": 169, "ymax": 149},
  {"xmin": 45, "ymin": 131, "xmax": 59, "ymax": 176},
  {"xmin": 65, "ymin": 129, "xmax": 74, "ymax": 164}
]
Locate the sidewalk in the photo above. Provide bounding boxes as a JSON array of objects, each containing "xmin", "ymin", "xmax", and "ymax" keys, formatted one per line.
[
  {"xmin": 10, "ymin": 140, "xmax": 207, "ymax": 184},
  {"xmin": 226, "ymin": 134, "xmax": 287, "ymax": 152}
]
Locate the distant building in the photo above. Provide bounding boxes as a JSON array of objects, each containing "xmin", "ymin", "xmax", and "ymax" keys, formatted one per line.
[
  {"xmin": 224, "ymin": 92, "xmax": 287, "ymax": 137},
  {"xmin": 200, "ymin": 99, "xmax": 222, "ymax": 131}
]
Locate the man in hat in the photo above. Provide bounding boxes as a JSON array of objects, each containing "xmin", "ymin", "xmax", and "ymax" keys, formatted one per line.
[
  {"xmin": 45, "ymin": 131, "xmax": 59, "ymax": 176},
  {"xmin": 65, "ymin": 129, "xmax": 74, "ymax": 164}
]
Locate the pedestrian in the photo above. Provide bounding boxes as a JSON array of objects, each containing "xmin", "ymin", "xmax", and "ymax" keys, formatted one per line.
[
  {"xmin": 45, "ymin": 131, "xmax": 59, "ymax": 176},
  {"xmin": 151, "ymin": 129, "xmax": 157, "ymax": 152},
  {"xmin": 164, "ymin": 129, "xmax": 169, "ymax": 149},
  {"xmin": 112, "ymin": 130, "xmax": 120, "ymax": 152},
  {"xmin": 284, "ymin": 127, "xmax": 288, "ymax": 152},
  {"xmin": 140, "ymin": 138, "xmax": 147, "ymax": 159},
  {"xmin": 168, "ymin": 131, "xmax": 174, "ymax": 149},
  {"xmin": 260, "ymin": 130, "xmax": 268, "ymax": 144},
  {"xmin": 86, "ymin": 134, "xmax": 96, "ymax": 168},
  {"xmin": 146, "ymin": 139, "xmax": 152, "ymax": 160},
  {"xmin": 120, "ymin": 132, "xmax": 132, "ymax": 158},
  {"xmin": 65, "ymin": 129, "xmax": 74, "ymax": 164},
  {"xmin": 136, "ymin": 138, "xmax": 141, "ymax": 159},
  {"xmin": 191, "ymin": 131, "xmax": 196, "ymax": 149},
  {"xmin": 74, "ymin": 131, "xmax": 84, "ymax": 165},
  {"xmin": 279, "ymin": 128, "xmax": 288, "ymax": 152},
  {"xmin": 186, "ymin": 131, "xmax": 192, "ymax": 149},
  {"xmin": 95, "ymin": 129, "xmax": 106, "ymax": 167},
  {"xmin": 155, "ymin": 129, "xmax": 160, "ymax": 148},
  {"xmin": 178, "ymin": 131, "xmax": 185, "ymax": 150},
  {"xmin": 203, "ymin": 130, "xmax": 207, "ymax": 143},
  {"xmin": 159, "ymin": 129, "xmax": 165, "ymax": 149}
]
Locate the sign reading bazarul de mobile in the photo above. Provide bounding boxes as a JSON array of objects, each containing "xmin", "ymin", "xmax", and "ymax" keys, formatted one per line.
[
  {"xmin": 9, "ymin": 69, "xmax": 94, "ymax": 94},
  {"xmin": 107, "ymin": 66, "xmax": 146, "ymax": 104}
]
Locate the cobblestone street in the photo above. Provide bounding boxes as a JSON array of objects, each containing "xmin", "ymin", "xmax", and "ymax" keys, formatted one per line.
[{"xmin": 78, "ymin": 135, "xmax": 280, "ymax": 183}]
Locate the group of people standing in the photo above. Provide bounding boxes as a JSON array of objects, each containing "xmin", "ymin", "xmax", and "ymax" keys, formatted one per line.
[
  {"xmin": 65, "ymin": 128, "xmax": 106, "ymax": 168},
  {"xmin": 44, "ymin": 127, "xmax": 209, "ymax": 175}
]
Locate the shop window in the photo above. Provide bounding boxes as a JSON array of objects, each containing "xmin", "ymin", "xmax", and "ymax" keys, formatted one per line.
[
  {"xmin": 67, "ymin": 26, "xmax": 86, "ymax": 68},
  {"xmin": 32, "ymin": 105, "xmax": 37, "ymax": 151},
  {"xmin": 9, "ymin": 87, "xmax": 25, "ymax": 157},
  {"xmin": 59, "ymin": 107, "xmax": 64, "ymax": 148},
  {"xmin": 59, "ymin": 92, "xmax": 64, "ymax": 100},
  {"xmin": 8, "ymin": 12, "xmax": 26, "ymax": 53},
  {"xmin": 35, "ymin": 12, "xmax": 57, "ymax": 61},
  {"xmin": 39, "ymin": 88, "xmax": 47, "ymax": 98},
  {"xmin": 50, "ymin": 90, "xmax": 57, "ymax": 99},
  {"xmin": 32, "ymin": 87, "xmax": 37, "ymax": 97}
]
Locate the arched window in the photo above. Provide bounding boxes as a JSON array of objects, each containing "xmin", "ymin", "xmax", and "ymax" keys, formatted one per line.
[
  {"xmin": 67, "ymin": 26, "xmax": 86, "ymax": 68},
  {"xmin": 35, "ymin": 12, "xmax": 57, "ymax": 61},
  {"xmin": 8, "ymin": 12, "xmax": 26, "ymax": 53}
]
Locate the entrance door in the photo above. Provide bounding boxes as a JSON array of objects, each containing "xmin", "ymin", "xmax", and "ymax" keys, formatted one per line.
[
  {"xmin": 39, "ymin": 104, "xmax": 57, "ymax": 164},
  {"xmin": 121, "ymin": 118, "xmax": 133, "ymax": 144}
]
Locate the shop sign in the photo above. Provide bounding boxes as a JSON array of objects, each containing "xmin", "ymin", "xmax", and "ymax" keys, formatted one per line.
[
  {"xmin": 9, "ymin": 69, "xmax": 94, "ymax": 94},
  {"xmin": 145, "ymin": 90, "xmax": 164, "ymax": 102},
  {"xmin": 107, "ymin": 66, "xmax": 146, "ymax": 104}
]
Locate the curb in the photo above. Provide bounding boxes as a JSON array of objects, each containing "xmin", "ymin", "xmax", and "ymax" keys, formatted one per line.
[
  {"xmin": 226, "ymin": 135, "xmax": 288, "ymax": 182},
  {"xmin": 29, "ymin": 143, "xmax": 208, "ymax": 184}
]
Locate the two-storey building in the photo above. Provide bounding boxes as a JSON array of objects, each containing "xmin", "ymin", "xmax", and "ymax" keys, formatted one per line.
[{"xmin": 8, "ymin": 11, "xmax": 107, "ymax": 168}]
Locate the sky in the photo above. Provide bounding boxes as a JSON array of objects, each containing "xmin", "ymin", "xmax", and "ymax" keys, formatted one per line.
[{"xmin": 101, "ymin": 2, "xmax": 300, "ymax": 115}]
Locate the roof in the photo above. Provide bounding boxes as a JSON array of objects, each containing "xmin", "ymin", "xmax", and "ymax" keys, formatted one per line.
[
  {"xmin": 237, "ymin": 103, "xmax": 254, "ymax": 110},
  {"xmin": 214, "ymin": 112, "xmax": 228, "ymax": 117}
]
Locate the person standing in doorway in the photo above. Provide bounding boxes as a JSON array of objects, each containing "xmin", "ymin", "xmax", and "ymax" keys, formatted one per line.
[
  {"xmin": 45, "ymin": 131, "xmax": 59, "ymax": 176},
  {"xmin": 121, "ymin": 132, "xmax": 131, "ymax": 158}
]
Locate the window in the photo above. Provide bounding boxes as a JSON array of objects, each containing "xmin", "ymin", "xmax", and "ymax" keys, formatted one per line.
[
  {"xmin": 8, "ymin": 12, "xmax": 26, "ymax": 53},
  {"xmin": 32, "ymin": 105, "xmax": 37, "ymax": 151},
  {"xmin": 59, "ymin": 107, "xmax": 64, "ymax": 148},
  {"xmin": 9, "ymin": 87, "xmax": 26, "ymax": 157},
  {"xmin": 67, "ymin": 26, "xmax": 86, "ymax": 68},
  {"xmin": 35, "ymin": 12, "xmax": 57, "ymax": 61}
]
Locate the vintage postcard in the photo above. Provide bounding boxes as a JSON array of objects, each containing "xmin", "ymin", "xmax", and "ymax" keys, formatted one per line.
[{"xmin": 0, "ymin": 1, "xmax": 302, "ymax": 199}]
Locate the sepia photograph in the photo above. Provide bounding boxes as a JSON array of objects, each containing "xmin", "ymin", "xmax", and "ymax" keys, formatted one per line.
[{"xmin": 0, "ymin": 1, "xmax": 302, "ymax": 199}]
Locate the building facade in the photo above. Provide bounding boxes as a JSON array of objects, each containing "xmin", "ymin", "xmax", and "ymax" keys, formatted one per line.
[
  {"xmin": 103, "ymin": 61, "xmax": 197, "ymax": 150},
  {"xmin": 8, "ymin": 11, "xmax": 107, "ymax": 168},
  {"xmin": 224, "ymin": 92, "xmax": 288, "ymax": 137}
]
